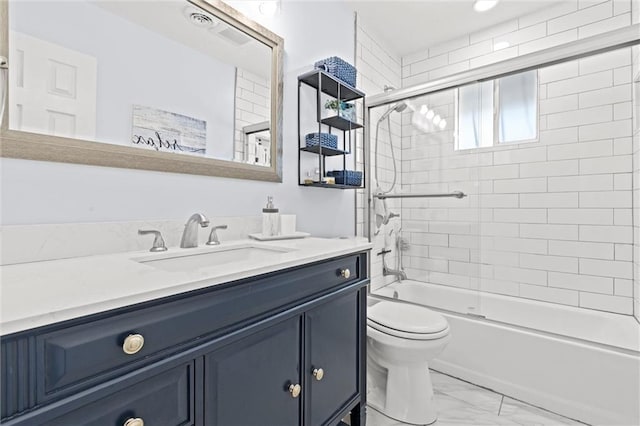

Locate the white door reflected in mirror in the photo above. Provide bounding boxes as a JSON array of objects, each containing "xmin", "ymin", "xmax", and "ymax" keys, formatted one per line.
[{"xmin": 9, "ymin": 31, "xmax": 97, "ymax": 140}]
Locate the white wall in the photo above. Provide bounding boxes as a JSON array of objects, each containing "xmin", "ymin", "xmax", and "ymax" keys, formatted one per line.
[
  {"xmin": 354, "ymin": 17, "xmax": 403, "ymax": 291},
  {"xmin": 1, "ymin": 1, "xmax": 357, "ymax": 238}
]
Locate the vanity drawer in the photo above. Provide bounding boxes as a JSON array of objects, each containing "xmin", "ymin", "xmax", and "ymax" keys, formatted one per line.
[
  {"xmin": 36, "ymin": 254, "xmax": 363, "ymax": 401},
  {"xmin": 43, "ymin": 362, "xmax": 194, "ymax": 426}
]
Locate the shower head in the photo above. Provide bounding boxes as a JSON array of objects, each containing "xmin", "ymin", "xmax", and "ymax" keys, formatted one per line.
[
  {"xmin": 377, "ymin": 101, "xmax": 407, "ymax": 122},
  {"xmin": 395, "ymin": 102, "xmax": 408, "ymax": 113}
]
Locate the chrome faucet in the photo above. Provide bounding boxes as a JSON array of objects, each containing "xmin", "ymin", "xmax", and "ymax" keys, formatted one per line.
[
  {"xmin": 138, "ymin": 229, "xmax": 168, "ymax": 252},
  {"xmin": 378, "ymin": 248, "xmax": 407, "ymax": 281},
  {"xmin": 383, "ymin": 211, "xmax": 400, "ymax": 225},
  {"xmin": 206, "ymin": 224, "xmax": 228, "ymax": 245},
  {"xmin": 180, "ymin": 213, "xmax": 209, "ymax": 248},
  {"xmin": 383, "ymin": 261, "xmax": 407, "ymax": 281}
]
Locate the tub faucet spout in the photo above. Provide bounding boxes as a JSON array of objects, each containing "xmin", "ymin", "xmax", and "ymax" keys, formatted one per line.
[
  {"xmin": 383, "ymin": 263, "xmax": 407, "ymax": 281},
  {"xmin": 381, "ymin": 251, "xmax": 407, "ymax": 281},
  {"xmin": 180, "ymin": 213, "xmax": 209, "ymax": 248}
]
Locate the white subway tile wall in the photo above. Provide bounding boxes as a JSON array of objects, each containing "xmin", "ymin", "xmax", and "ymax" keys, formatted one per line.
[
  {"xmin": 632, "ymin": 0, "xmax": 639, "ymax": 321},
  {"xmin": 355, "ymin": 18, "xmax": 403, "ymax": 291},
  {"xmin": 357, "ymin": 0, "xmax": 637, "ymax": 315},
  {"xmin": 233, "ymin": 69, "xmax": 271, "ymax": 161}
]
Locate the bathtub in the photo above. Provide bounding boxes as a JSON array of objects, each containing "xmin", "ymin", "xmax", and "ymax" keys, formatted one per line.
[{"xmin": 373, "ymin": 280, "xmax": 640, "ymax": 426}]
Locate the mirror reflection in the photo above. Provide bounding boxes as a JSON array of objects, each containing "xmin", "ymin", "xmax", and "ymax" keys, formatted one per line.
[{"xmin": 7, "ymin": 0, "xmax": 272, "ymax": 166}]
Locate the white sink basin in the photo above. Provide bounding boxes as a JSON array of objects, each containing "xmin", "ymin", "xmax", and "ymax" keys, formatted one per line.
[{"xmin": 136, "ymin": 244, "xmax": 292, "ymax": 272}]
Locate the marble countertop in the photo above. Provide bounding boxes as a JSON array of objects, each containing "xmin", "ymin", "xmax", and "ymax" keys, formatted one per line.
[{"xmin": 0, "ymin": 237, "xmax": 372, "ymax": 335}]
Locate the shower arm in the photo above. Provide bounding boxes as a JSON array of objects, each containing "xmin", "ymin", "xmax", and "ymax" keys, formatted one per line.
[{"xmin": 374, "ymin": 191, "xmax": 466, "ymax": 200}]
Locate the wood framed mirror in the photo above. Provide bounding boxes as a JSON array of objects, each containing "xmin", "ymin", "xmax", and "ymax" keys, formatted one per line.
[{"xmin": 0, "ymin": 0, "xmax": 283, "ymax": 182}]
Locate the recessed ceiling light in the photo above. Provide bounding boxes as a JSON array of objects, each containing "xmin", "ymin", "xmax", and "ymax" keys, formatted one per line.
[
  {"xmin": 259, "ymin": 1, "xmax": 280, "ymax": 16},
  {"xmin": 439, "ymin": 119, "xmax": 447, "ymax": 130},
  {"xmin": 433, "ymin": 115, "xmax": 442, "ymax": 125},
  {"xmin": 420, "ymin": 105, "xmax": 428, "ymax": 114},
  {"xmin": 474, "ymin": 0, "xmax": 499, "ymax": 12},
  {"xmin": 426, "ymin": 110, "xmax": 435, "ymax": 120},
  {"xmin": 494, "ymin": 41, "xmax": 510, "ymax": 51}
]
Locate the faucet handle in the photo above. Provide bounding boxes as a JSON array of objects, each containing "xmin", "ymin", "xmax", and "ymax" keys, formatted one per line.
[
  {"xmin": 206, "ymin": 225, "xmax": 228, "ymax": 246},
  {"xmin": 138, "ymin": 229, "xmax": 168, "ymax": 252}
]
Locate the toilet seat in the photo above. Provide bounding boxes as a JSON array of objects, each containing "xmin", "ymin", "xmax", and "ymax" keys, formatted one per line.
[{"xmin": 368, "ymin": 301, "xmax": 449, "ymax": 340}]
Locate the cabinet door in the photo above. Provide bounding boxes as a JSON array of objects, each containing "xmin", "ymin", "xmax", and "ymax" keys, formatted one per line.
[
  {"xmin": 305, "ymin": 291, "xmax": 360, "ymax": 426},
  {"xmin": 204, "ymin": 316, "xmax": 301, "ymax": 426}
]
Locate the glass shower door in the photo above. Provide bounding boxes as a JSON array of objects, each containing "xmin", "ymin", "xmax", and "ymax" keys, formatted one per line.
[{"xmin": 369, "ymin": 86, "xmax": 483, "ymax": 316}]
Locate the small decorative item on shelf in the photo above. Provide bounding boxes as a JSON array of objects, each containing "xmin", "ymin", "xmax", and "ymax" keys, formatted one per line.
[
  {"xmin": 324, "ymin": 99, "xmax": 356, "ymax": 122},
  {"xmin": 327, "ymin": 170, "xmax": 363, "ymax": 186},
  {"xmin": 314, "ymin": 56, "xmax": 357, "ymax": 87},
  {"xmin": 305, "ymin": 132, "xmax": 338, "ymax": 149}
]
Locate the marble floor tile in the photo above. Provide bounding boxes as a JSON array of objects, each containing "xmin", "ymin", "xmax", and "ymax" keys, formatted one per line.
[
  {"xmin": 499, "ymin": 397, "xmax": 585, "ymax": 426},
  {"xmin": 431, "ymin": 370, "xmax": 504, "ymax": 415},
  {"xmin": 367, "ymin": 370, "xmax": 584, "ymax": 426},
  {"xmin": 367, "ymin": 406, "xmax": 407, "ymax": 426},
  {"xmin": 435, "ymin": 393, "xmax": 520, "ymax": 426}
]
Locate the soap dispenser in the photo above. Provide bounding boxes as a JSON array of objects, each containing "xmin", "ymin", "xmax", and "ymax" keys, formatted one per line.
[{"xmin": 262, "ymin": 196, "xmax": 280, "ymax": 237}]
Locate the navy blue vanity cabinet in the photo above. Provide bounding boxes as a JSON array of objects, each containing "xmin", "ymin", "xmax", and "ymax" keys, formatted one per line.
[
  {"xmin": 41, "ymin": 361, "xmax": 195, "ymax": 425},
  {"xmin": 204, "ymin": 289, "xmax": 362, "ymax": 426},
  {"xmin": 305, "ymin": 290, "xmax": 360, "ymax": 426},
  {"xmin": 1, "ymin": 251, "xmax": 369, "ymax": 426},
  {"xmin": 204, "ymin": 316, "xmax": 302, "ymax": 425}
]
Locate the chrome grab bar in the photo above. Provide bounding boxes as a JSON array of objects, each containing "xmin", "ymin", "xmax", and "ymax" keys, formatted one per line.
[{"xmin": 373, "ymin": 191, "xmax": 466, "ymax": 200}]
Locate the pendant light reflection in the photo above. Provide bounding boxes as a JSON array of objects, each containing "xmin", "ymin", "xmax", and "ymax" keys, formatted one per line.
[{"xmin": 414, "ymin": 103, "xmax": 447, "ymax": 133}]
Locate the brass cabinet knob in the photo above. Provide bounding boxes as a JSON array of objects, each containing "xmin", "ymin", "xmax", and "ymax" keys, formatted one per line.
[
  {"xmin": 288, "ymin": 383, "xmax": 301, "ymax": 398},
  {"xmin": 312, "ymin": 368, "xmax": 324, "ymax": 381},
  {"xmin": 340, "ymin": 269, "xmax": 351, "ymax": 279},
  {"xmin": 122, "ymin": 333, "xmax": 145, "ymax": 355},
  {"xmin": 123, "ymin": 418, "xmax": 144, "ymax": 426}
]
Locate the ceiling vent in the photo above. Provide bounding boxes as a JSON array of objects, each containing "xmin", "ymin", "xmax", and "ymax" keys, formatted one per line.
[
  {"xmin": 183, "ymin": 6, "xmax": 218, "ymax": 28},
  {"xmin": 217, "ymin": 27, "xmax": 252, "ymax": 46}
]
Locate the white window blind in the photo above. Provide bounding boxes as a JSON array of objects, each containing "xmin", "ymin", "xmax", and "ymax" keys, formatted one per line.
[
  {"xmin": 498, "ymin": 71, "xmax": 538, "ymax": 143},
  {"xmin": 456, "ymin": 70, "xmax": 537, "ymax": 150}
]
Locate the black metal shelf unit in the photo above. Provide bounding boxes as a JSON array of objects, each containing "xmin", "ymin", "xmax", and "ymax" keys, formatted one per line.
[{"xmin": 298, "ymin": 69, "xmax": 366, "ymax": 189}]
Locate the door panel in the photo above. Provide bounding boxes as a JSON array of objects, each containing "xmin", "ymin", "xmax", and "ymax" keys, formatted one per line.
[
  {"xmin": 9, "ymin": 31, "xmax": 97, "ymax": 140},
  {"xmin": 204, "ymin": 317, "xmax": 301, "ymax": 426},
  {"xmin": 305, "ymin": 291, "xmax": 359, "ymax": 426}
]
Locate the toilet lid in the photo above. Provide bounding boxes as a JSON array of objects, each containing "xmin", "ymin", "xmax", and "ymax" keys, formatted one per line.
[{"xmin": 368, "ymin": 301, "xmax": 448, "ymax": 335}]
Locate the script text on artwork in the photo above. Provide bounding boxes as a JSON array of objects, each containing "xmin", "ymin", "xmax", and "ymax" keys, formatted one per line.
[{"xmin": 132, "ymin": 131, "xmax": 183, "ymax": 152}]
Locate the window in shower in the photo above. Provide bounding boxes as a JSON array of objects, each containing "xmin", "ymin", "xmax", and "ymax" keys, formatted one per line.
[{"xmin": 456, "ymin": 70, "xmax": 538, "ymax": 150}]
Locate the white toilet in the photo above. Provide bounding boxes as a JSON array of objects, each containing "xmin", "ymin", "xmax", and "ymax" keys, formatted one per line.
[{"xmin": 367, "ymin": 300, "xmax": 451, "ymax": 425}]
